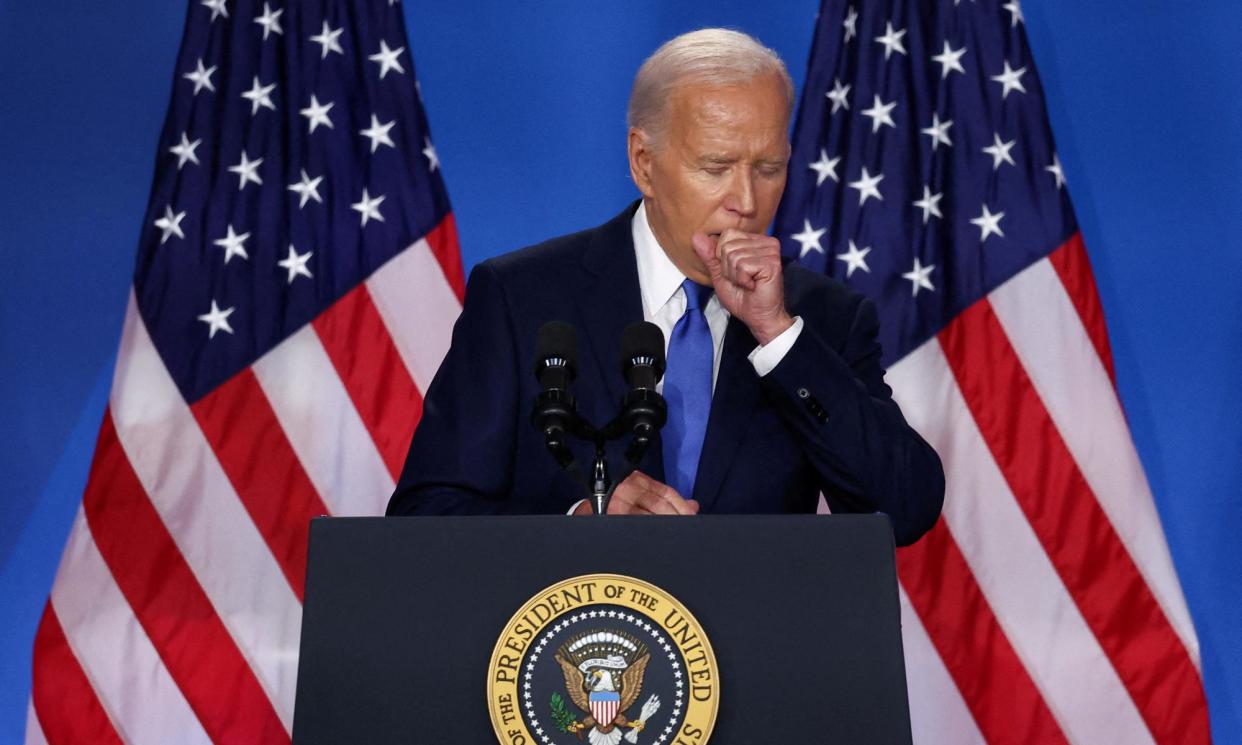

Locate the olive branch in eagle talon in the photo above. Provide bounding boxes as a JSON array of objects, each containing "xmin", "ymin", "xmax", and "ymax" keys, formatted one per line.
[{"xmin": 552, "ymin": 629, "xmax": 661, "ymax": 744}]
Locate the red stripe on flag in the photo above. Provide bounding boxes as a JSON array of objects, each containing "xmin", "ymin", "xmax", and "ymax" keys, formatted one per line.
[
  {"xmin": 939, "ymin": 301, "xmax": 1210, "ymax": 745},
  {"xmin": 313, "ymin": 284, "xmax": 423, "ymax": 481},
  {"xmin": 84, "ymin": 411, "xmax": 290, "ymax": 744},
  {"xmin": 31, "ymin": 602, "xmax": 124, "ymax": 745},
  {"xmin": 1047, "ymin": 233, "xmax": 1116, "ymax": 383},
  {"xmin": 424, "ymin": 212, "xmax": 465, "ymax": 302},
  {"xmin": 898, "ymin": 521, "xmax": 1069, "ymax": 745},
  {"xmin": 191, "ymin": 367, "xmax": 333, "ymax": 601}
]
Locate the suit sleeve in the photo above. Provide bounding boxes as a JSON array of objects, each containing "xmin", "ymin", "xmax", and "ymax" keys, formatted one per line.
[
  {"xmin": 759, "ymin": 295, "xmax": 945, "ymax": 545},
  {"xmin": 386, "ymin": 262, "xmax": 527, "ymax": 515}
]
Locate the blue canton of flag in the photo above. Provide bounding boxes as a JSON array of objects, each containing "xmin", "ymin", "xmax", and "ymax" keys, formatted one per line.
[
  {"xmin": 775, "ymin": 0, "xmax": 1073, "ymax": 366},
  {"xmin": 140, "ymin": 0, "xmax": 451, "ymax": 402}
]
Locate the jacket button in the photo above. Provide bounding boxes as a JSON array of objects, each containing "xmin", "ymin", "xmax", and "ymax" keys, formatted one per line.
[{"xmin": 797, "ymin": 387, "xmax": 810, "ymax": 399}]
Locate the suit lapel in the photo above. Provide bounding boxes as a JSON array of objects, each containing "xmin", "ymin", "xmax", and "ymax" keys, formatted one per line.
[
  {"xmin": 573, "ymin": 203, "xmax": 645, "ymax": 412},
  {"xmin": 693, "ymin": 316, "xmax": 763, "ymax": 510}
]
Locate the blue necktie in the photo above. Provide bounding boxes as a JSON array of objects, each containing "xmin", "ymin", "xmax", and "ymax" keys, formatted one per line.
[{"xmin": 662, "ymin": 279, "xmax": 714, "ymax": 501}]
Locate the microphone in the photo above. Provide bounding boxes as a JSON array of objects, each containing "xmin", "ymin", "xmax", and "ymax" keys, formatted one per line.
[
  {"xmin": 618, "ymin": 321, "xmax": 667, "ymax": 463},
  {"xmin": 534, "ymin": 320, "xmax": 577, "ymax": 393},
  {"xmin": 531, "ymin": 322, "xmax": 579, "ymax": 465}
]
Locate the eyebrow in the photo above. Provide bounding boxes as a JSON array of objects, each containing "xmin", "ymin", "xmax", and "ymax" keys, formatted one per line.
[{"xmin": 697, "ymin": 154, "xmax": 787, "ymax": 166}]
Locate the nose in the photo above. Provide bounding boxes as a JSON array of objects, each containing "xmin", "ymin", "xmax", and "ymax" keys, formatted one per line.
[{"xmin": 722, "ymin": 167, "xmax": 757, "ymax": 218}]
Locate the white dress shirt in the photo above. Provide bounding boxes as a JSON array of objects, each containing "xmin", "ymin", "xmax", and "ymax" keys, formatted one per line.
[{"xmin": 631, "ymin": 200, "xmax": 803, "ymax": 387}]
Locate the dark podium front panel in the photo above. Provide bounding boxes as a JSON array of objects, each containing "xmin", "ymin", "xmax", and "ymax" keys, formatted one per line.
[{"xmin": 293, "ymin": 514, "xmax": 912, "ymax": 744}]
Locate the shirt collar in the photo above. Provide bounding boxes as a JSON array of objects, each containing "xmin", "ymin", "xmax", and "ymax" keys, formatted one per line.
[{"xmin": 631, "ymin": 200, "xmax": 689, "ymax": 320}]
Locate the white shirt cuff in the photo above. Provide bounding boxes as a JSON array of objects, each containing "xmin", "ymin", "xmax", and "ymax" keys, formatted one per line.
[
  {"xmin": 568, "ymin": 499, "xmax": 587, "ymax": 515},
  {"xmin": 747, "ymin": 316, "xmax": 804, "ymax": 377}
]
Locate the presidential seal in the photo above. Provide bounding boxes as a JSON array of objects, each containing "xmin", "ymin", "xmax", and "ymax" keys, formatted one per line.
[{"xmin": 487, "ymin": 574, "xmax": 719, "ymax": 745}]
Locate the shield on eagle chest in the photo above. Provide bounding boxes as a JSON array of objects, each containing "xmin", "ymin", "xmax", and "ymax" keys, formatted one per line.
[{"xmin": 590, "ymin": 691, "xmax": 620, "ymax": 726}]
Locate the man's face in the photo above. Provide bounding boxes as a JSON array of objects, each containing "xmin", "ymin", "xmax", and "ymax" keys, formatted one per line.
[{"xmin": 629, "ymin": 73, "xmax": 790, "ymax": 284}]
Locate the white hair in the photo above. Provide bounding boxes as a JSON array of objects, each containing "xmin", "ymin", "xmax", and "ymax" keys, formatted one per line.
[{"xmin": 627, "ymin": 28, "xmax": 794, "ymax": 147}]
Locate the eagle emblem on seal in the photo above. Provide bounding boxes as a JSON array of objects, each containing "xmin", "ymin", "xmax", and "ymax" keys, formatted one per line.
[{"xmin": 552, "ymin": 629, "xmax": 662, "ymax": 744}]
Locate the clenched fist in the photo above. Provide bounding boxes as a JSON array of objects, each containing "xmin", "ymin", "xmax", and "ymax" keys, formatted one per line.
[{"xmin": 691, "ymin": 228, "xmax": 794, "ymax": 345}]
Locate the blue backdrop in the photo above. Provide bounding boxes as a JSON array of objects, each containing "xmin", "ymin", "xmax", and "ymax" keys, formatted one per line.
[{"xmin": 1, "ymin": 2, "xmax": 1238, "ymax": 741}]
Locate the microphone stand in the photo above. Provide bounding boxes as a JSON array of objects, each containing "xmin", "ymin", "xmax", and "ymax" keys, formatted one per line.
[
  {"xmin": 532, "ymin": 405, "xmax": 661, "ymax": 515},
  {"xmin": 531, "ymin": 320, "xmax": 666, "ymax": 515}
]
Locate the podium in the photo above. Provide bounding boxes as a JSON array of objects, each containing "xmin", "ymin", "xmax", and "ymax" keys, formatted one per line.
[{"xmin": 292, "ymin": 514, "xmax": 913, "ymax": 743}]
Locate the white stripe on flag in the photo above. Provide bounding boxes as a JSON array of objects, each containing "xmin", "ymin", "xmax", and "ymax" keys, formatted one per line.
[
  {"xmin": 367, "ymin": 237, "xmax": 461, "ymax": 393},
  {"xmin": 25, "ymin": 698, "xmax": 49, "ymax": 745},
  {"xmin": 989, "ymin": 258, "xmax": 1200, "ymax": 666},
  {"xmin": 110, "ymin": 294, "xmax": 300, "ymax": 730},
  {"xmin": 50, "ymin": 509, "xmax": 211, "ymax": 745},
  {"xmin": 254, "ymin": 324, "xmax": 395, "ymax": 516},
  {"xmin": 888, "ymin": 340, "xmax": 1156, "ymax": 745},
  {"xmin": 897, "ymin": 586, "xmax": 985, "ymax": 745}
]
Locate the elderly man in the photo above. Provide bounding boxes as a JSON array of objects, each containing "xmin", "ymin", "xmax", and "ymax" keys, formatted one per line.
[{"xmin": 387, "ymin": 29, "xmax": 944, "ymax": 546}]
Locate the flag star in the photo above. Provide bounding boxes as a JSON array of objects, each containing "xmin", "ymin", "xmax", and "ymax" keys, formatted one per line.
[
  {"xmin": 902, "ymin": 257, "xmax": 936, "ymax": 296},
  {"xmin": 931, "ymin": 41, "xmax": 967, "ymax": 79},
  {"xmin": 368, "ymin": 40, "xmax": 406, "ymax": 79},
  {"xmin": 991, "ymin": 61, "xmax": 1028, "ymax": 99},
  {"xmin": 874, "ymin": 22, "xmax": 908, "ymax": 60},
  {"xmin": 287, "ymin": 168, "xmax": 324, "ymax": 208},
  {"xmin": 422, "ymin": 137, "xmax": 440, "ymax": 171},
  {"xmin": 310, "ymin": 21, "xmax": 344, "ymax": 59},
  {"xmin": 168, "ymin": 132, "xmax": 202, "ymax": 169},
  {"xmin": 842, "ymin": 6, "xmax": 858, "ymax": 42},
  {"xmin": 201, "ymin": 0, "xmax": 228, "ymax": 22},
  {"xmin": 360, "ymin": 115, "xmax": 396, "ymax": 153},
  {"xmin": 183, "ymin": 58, "xmax": 217, "ymax": 95},
  {"xmin": 913, "ymin": 185, "xmax": 944, "ymax": 224},
  {"xmin": 826, "ymin": 78, "xmax": 851, "ymax": 114},
  {"xmin": 791, "ymin": 219, "xmax": 827, "ymax": 258},
  {"xmin": 848, "ymin": 167, "xmax": 884, "ymax": 206},
  {"xmin": 278, "ymin": 245, "xmax": 314, "ymax": 284},
  {"xmin": 836, "ymin": 240, "xmax": 871, "ymax": 278},
  {"xmin": 351, "ymin": 188, "xmax": 386, "ymax": 226},
  {"xmin": 861, "ymin": 95, "xmax": 897, "ymax": 133},
  {"xmin": 212, "ymin": 224, "xmax": 250, "ymax": 263},
  {"xmin": 153, "ymin": 205, "xmax": 186, "ymax": 244},
  {"xmin": 254, "ymin": 2, "xmax": 283, "ymax": 40},
  {"xmin": 300, "ymin": 95, "xmax": 334, "ymax": 133},
  {"xmin": 198, "ymin": 300, "xmax": 235, "ymax": 339},
  {"xmin": 1046, "ymin": 154, "xmax": 1066, "ymax": 189},
  {"xmin": 1003, "ymin": 0, "xmax": 1024, "ymax": 27},
  {"xmin": 971, "ymin": 204, "xmax": 1006, "ymax": 242},
  {"xmin": 921, "ymin": 114, "xmax": 953, "ymax": 150},
  {"xmin": 227, "ymin": 151, "xmax": 264, "ymax": 190},
  {"xmin": 982, "ymin": 132, "xmax": 1017, "ymax": 170},
  {"xmin": 241, "ymin": 76, "xmax": 277, "ymax": 115},
  {"xmin": 808, "ymin": 148, "xmax": 840, "ymax": 186}
]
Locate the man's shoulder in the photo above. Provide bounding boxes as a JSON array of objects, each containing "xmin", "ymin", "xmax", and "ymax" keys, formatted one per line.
[
  {"xmin": 781, "ymin": 257, "xmax": 868, "ymax": 317},
  {"xmin": 478, "ymin": 202, "xmax": 639, "ymax": 281}
]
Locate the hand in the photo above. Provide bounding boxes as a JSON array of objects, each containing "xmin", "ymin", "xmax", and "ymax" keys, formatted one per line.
[
  {"xmin": 571, "ymin": 471, "xmax": 699, "ymax": 516},
  {"xmin": 692, "ymin": 228, "xmax": 794, "ymax": 346}
]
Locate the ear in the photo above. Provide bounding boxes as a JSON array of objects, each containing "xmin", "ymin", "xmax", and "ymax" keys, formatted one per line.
[{"xmin": 627, "ymin": 128, "xmax": 656, "ymax": 199}]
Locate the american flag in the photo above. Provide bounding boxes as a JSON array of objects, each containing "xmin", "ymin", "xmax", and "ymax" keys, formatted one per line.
[
  {"xmin": 26, "ymin": 1, "xmax": 463, "ymax": 742},
  {"xmin": 775, "ymin": 2, "xmax": 1210, "ymax": 743}
]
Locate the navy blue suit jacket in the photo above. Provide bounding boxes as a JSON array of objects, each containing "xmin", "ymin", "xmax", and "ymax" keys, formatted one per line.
[{"xmin": 387, "ymin": 203, "xmax": 944, "ymax": 546}]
